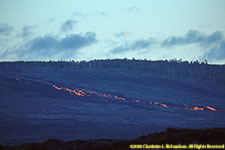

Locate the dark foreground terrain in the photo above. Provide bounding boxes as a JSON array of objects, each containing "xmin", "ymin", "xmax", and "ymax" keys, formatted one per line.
[
  {"xmin": 1, "ymin": 128, "xmax": 225, "ymax": 150},
  {"xmin": 0, "ymin": 59, "xmax": 225, "ymax": 145}
]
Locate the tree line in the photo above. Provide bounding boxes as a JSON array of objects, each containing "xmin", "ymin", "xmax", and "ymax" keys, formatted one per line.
[{"xmin": 0, "ymin": 58, "xmax": 225, "ymax": 85}]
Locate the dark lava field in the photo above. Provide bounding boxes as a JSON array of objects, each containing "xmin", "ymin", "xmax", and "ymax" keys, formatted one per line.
[{"xmin": 0, "ymin": 60, "xmax": 225, "ymax": 145}]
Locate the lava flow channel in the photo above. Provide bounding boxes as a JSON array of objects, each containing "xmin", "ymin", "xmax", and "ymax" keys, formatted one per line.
[{"xmin": 52, "ymin": 85, "xmax": 220, "ymax": 112}]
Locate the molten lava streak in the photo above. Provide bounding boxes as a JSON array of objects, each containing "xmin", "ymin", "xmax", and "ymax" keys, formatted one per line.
[
  {"xmin": 160, "ymin": 104, "xmax": 168, "ymax": 108},
  {"xmin": 191, "ymin": 107, "xmax": 204, "ymax": 111},
  {"xmin": 206, "ymin": 106, "xmax": 216, "ymax": 111},
  {"xmin": 52, "ymin": 85, "xmax": 126, "ymax": 100},
  {"xmin": 53, "ymin": 85, "xmax": 62, "ymax": 90},
  {"xmin": 52, "ymin": 85, "xmax": 219, "ymax": 112}
]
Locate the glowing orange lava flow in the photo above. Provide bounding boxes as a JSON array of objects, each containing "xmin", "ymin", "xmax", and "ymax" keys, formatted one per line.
[
  {"xmin": 191, "ymin": 107, "xmax": 204, "ymax": 111},
  {"xmin": 206, "ymin": 106, "xmax": 216, "ymax": 111},
  {"xmin": 180, "ymin": 104, "xmax": 204, "ymax": 111},
  {"xmin": 114, "ymin": 96, "xmax": 126, "ymax": 101},
  {"xmin": 64, "ymin": 87, "xmax": 86, "ymax": 96},
  {"xmin": 52, "ymin": 85, "xmax": 219, "ymax": 112},
  {"xmin": 52, "ymin": 85, "xmax": 127, "ymax": 100},
  {"xmin": 160, "ymin": 104, "xmax": 168, "ymax": 108},
  {"xmin": 53, "ymin": 85, "xmax": 62, "ymax": 90},
  {"xmin": 149, "ymin": 101, "xmax": 168, "ymax": 108}
]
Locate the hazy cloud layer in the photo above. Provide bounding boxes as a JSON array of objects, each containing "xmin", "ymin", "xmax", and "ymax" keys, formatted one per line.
[
  {"xmin": 60, "ymin": 20, "xmax": 78, "ymax": 32},
  {"xmin": 72, "ymin": 11, "xmax": 106, "ymax": 18},
  {"xmin": 204, "ymin": 41, "xmax": 225, "ymax": 61},
  {"xmin": 128, "ymin": 6, "xmax": 138, "ymax": 12},
  {"xmin": 1, "ymin": 32, "xmax": 96, "ymax": 60},
  {"xmin": 114, "ymin": 31, "xmax": 129, "ymax": 37},
  {"xmin": 58, "ymin": 32, "xmax": 96, "ymax": 49},
  {"xmin": 19, "ymin": 25, "xmax": 36, "ymax": 38},
  {"xmin": 110, "ymin": 29, "xmax": 225, "ymax": 62},
  {"xmin": 111, "ymin": 38, "xmax": 155, "ymax": 54},
  {"xmin": 1, "ymin": 23, "xmax": 225, "ymax": 63},
  {"xmin": 161, "ymin": 30, "xmax": 223, "ymax": 47},
  {"xmin": 47, "ymin": 17, "xmax": 56, "ymax": 23},
  {"xmin": 0, "ymin": 23, "xmax": 14, "ymax": 36},
  {"xmin": 25, "ymin": 32, "xmax": 96, "ymax": 52},
  {"xmin": 161, "ymin": 30, "xmax": 225, "ymax": 61}
]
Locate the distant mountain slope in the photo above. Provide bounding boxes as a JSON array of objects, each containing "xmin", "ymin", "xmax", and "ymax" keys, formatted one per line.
[
  {"xmin": 1, "ymin": 59, "xmax": 225, "ymax": 85},
  {"xmin": 0, "ymin": 59, "xmax": 225, "ymax": 145}
]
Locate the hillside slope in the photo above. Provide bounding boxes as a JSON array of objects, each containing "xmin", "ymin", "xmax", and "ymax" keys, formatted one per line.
[{"xmin": 0, "ymin": 59, "xmax": 225, "ymax": 145}]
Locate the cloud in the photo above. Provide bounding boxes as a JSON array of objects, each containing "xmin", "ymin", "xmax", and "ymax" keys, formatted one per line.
[
  {"xmin": 0, "ymin": 23, "xmax": 13, "ymax": 36},
  {"xmin": 111, "ymin": 38, "xmax": 155, "ymax": 54},
  {"xmin": 47, "ymin": 17, "xmax": 56, "ymax": 23},
  {"xmin": 58, "ymin": 32, "xmax": 96, "ymax": 50},
  {"xmin": 27, "ymin": 35, "xmax": 58, "ymax": 51},
  {"xmin": 72, "ymin": 11, "xmax": 87, "ymax": 17},
  {"xmin": 204, "ymin": 41, "xmax": 225, "ymax": 61},
  {"xmin": 128, "ymin": 6, "xmax": 138, "ymax": 12},
  {"xmin": 114, "ymin": 31, "xmax": 129, "ymax": 37},
  {"xmin": 72, "ymin": 11, "xmax": 106, "ymax": 18},
  {"xmin": 60, "ymin": 20, "xmax": 78, "ymax": 32},
  {"xmin": 161, "ymin": 29, "xmax": 225, "ymax": 61},
  {"xmin": 19, "ymin": 25, "xmax": 36, "ymax": 38},
  {"xmin": 161, "ymin": 30, "xmax": 223, "ymax": 47},
  {"xmin": 1, "ymin": 32, "xmax": 96, "ymax": 60},
  {"xmin": 27, "ymin": 32, "xmax": 96, "ymax": 52}
]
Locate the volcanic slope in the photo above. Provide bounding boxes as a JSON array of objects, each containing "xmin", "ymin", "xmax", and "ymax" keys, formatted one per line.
[{"xmin": 0, "ymin": 60, "xmax": 225, "ymax": 145}]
